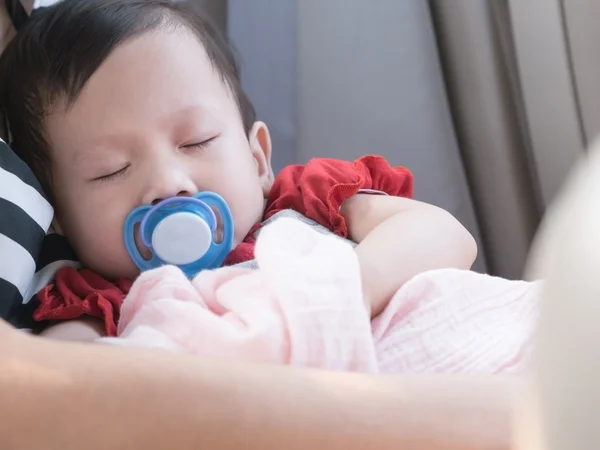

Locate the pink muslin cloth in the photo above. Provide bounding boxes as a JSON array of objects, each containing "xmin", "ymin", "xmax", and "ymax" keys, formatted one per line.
[{"xmin": 100, "ymin": 218, "xmax": 540, "ymax": 374}]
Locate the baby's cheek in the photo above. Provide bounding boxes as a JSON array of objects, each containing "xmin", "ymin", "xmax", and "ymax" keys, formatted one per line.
[
  {"xmin": 228, "ymin": 188, "xmax": 266, "ymax": 243},
  {"xmin": 231, "ymin": 206, "xmax": 260, "ymax": 245},
  {"xmin": 73, "ymin": 212, "xmax": 135, "ymax": 278}
]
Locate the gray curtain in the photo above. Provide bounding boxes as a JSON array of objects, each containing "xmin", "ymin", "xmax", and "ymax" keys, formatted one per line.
[
  {"xmin": 228, "ymin": 0, "xmax": 297, "ymax": 173},
  {"xmin": 194, "ymin": 0, "xmax": 226, "ymax": 32},
  {"xmin": 429, "ymin": 0, "xmax": 542, "ymax": 279},
  {"xmin": 564, "ymin": 0, "xmax": 600, "ymax": 143},
  {"xmin": 429, "ymin": 0, "xmax": 599, "ymax": 278},
  {"xmin": 508, "ymin": 0, "xmax": 585, "ymax": 206}
]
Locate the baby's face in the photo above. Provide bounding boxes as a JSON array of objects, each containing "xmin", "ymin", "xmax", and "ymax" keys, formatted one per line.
[{"xmin": 45, "ymin": 28, "xmax": 273, "ymax": 280}]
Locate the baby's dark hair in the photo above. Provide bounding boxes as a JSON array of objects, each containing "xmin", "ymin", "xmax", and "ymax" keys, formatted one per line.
[{"xmin": 0, "ymin": 0, "xmax": 256, "ymax": 201}]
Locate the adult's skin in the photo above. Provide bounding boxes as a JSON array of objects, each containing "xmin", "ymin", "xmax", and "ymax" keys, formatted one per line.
[{"xmin": 0, "ymin": 320, "xmax": 518, "ymax": 450}]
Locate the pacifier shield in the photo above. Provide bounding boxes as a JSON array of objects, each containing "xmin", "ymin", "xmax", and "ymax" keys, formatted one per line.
[
  {"xmin": 124, "ymin": 191, "xmax": 234, "ymax": 277},
  {"xmin": 151, "ymin": 212, "xmax": 212, "ymax": 265}
]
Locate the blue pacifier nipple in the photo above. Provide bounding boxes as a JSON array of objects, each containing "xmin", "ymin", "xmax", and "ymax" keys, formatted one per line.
[{"xmin": 123, "ymin": 192, "xmax": 234, "ymax": 278}]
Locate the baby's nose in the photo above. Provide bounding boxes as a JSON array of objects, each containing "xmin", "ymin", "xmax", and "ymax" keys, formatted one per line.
[
  {"xmin": 143, "ymin": 169, "xmax": 197, "ymax": 206},
  {"xmin": 151, "ymin": 190, "xmax": 193, "ymax": 206}
]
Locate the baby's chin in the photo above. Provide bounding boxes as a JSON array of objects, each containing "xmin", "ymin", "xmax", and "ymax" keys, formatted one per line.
[
  {"xmin": 233, "ymin": 220, "xmax": 259, "ymax": 248},
  {"xmin": 82, "ymin": 255, "xmax": 141, "ymax": 281}
]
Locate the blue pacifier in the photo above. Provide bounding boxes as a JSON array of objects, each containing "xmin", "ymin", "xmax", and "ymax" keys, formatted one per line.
[{"xmin": 123, "ymin": 192, "xmax": 234, "ymax": 278}]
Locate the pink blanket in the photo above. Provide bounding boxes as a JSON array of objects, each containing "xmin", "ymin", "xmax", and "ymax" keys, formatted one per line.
[{"xmin": 101, "ymin": 218, "xmax": 540, "ymax": 374}]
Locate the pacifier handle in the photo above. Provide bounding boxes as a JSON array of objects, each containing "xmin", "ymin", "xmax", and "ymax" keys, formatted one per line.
[
  {"xmin": 123, "ymin": 205, "xmax": 159, "ymax": 272},
  {"xmin": 194, "ymin": 191, "xmax": 234, "ymax": 251}
]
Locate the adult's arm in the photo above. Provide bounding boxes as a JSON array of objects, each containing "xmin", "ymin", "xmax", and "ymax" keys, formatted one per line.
[{"xmin": 0, "ymin": 320, "xmax": 517, "ymax": 450}]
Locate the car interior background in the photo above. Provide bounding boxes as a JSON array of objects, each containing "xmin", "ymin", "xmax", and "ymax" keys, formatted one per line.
[{"xmin": 3, "ymin": 0, "xmax": 597, "ymax": 281}]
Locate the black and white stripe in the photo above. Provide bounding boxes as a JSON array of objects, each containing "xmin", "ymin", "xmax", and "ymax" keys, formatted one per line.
[
  {"xmin": 0, "ymin": 139, "xmax": 77, "ymax": 329},
  {"xmin": 2, "ymin": 0, "xmax": 70, "ymax": 328},
  {"xmin": 0, "ymin": 140, "xmax": 51, "ymax": 303}
]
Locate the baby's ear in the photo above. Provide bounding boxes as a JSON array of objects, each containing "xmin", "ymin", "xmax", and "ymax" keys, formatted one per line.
[{"xmin": 249, "ymin": 121, "xmax": 274, "ymax": 195}]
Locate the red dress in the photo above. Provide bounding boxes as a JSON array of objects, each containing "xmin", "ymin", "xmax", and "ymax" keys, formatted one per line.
[{"xmin": 34, "ymin": 156, "xmax": 413, "ymax": 336}]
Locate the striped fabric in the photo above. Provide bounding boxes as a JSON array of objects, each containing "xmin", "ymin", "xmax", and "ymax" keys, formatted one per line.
[
  {"xmin": 1, "ymin": 1, "xmax": 73, "ymax": 329},
  {"xmin": 0, "ymin": 139, "xmax": 77, "ymax": 329}
]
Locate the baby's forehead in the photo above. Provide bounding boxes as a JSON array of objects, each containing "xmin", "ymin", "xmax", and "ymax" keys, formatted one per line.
[
  {"xmin": 46, "ymin": 29, "xmax": 231, "ymax": 129},
  {"xmin": 46, "ymin": 25, "xmax": 217, "ymax": 116}
]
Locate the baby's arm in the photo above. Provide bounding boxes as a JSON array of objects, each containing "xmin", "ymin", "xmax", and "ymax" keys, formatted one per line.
[
  {"xmin": 264, "ymin": 155, "xmax": 476, "ymax": 317},
  {"xmin": 341, "ymin": 194, "xmax": 477, "ymax": 317}
]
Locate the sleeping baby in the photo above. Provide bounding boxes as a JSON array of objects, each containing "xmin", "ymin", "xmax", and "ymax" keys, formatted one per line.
[
  {"xmin": 0, "ymin": 0, "xmax": 476, "ymax": 338},
  {"xmin": 0, "ymin": 0, "xmax": 541, "ymax": 373}
]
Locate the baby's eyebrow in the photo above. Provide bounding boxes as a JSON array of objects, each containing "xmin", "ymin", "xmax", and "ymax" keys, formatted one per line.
[
  {"xmin": 72, "ymin": 151, "xmax": 100, "ymax": 166},
  {"xmin": 71, "ymin": 132, "xmax": 134, "ymax": 162},
  {"xmin": 162, "ymin": 104, "xmax": 214, "ymax": 128},
  {"xmin": 72, "ymin": 144, "xmax": 125, "ymax": 168}
]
